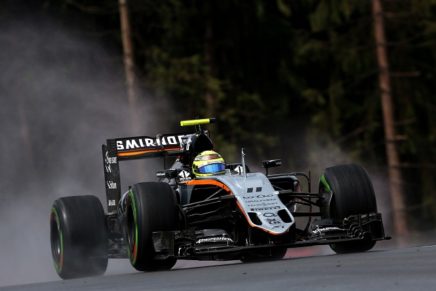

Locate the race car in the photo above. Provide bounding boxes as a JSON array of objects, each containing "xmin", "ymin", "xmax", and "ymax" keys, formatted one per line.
[{"xmin": 50, "ymin": 118, "xmax": 389, "ymax": 279}]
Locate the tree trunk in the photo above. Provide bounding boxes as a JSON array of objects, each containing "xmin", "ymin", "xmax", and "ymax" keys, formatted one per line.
[
  {"xmin": 204, "ymin": 16, "xmax": 215, "ymax": 118},
  {"xmin": 372, "ymin": 0, "xmax": 408, "ymax": 238},
  {"xmin": 119, "ymin": 0, "xmax": 146, "ymax": 180},
  {"xmin": 119, "ymin": 0, "xmax": 140, "ymax": 134}
]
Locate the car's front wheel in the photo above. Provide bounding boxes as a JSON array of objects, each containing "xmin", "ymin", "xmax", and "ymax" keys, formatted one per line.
[
  {"xmin": 125, "ymin": 182, "xmax": 179, "ymax": 271},
  {"xmin": 320, "ymin": 164, "xmax": 378, "ymax": 254}
]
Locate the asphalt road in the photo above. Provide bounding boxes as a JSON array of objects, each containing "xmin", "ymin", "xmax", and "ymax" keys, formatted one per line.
[{"xmin": 3, "ymin": 245, "xmax": 436, "ymax": 291}]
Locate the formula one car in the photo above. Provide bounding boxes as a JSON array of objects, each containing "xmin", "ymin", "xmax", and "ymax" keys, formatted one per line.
[{"xmin": 50, "ymin": 118, "xmax": 389, "ymax": 279}]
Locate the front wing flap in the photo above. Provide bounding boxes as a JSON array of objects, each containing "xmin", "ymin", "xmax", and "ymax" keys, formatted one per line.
[{"xmin": 151, "ymin": 212, "xmax": 389, "ymax": 260}]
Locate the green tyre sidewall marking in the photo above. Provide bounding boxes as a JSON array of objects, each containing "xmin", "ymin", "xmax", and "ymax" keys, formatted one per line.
[
  {"xmin": 51, "ymin": 207, "xmax": 63, "ymax": 273},
  {"xmin": 128, "ymin": 189, "xmax": 139, "ymax": 265},
  {"xmin": 320, "ymin": 175, "xmax": 331, "ymax": 192}
]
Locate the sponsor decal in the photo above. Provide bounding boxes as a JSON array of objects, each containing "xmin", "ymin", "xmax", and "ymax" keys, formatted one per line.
[
  {"xmin": 105, "ymin": 151, "xmax": 117, "ymax": 164},
  {"xmin": 242, "ymin": 192, "xmax": 283, "ymax": 211},
  {"xmin": 234, "ymin": 165, "xmax": 244, "ymax": 175},
  {"xmin": 105, "ymin": 164, "xmax": 111, "ymax": 173},
  {"xmin": 104, "ymin": 151, "xmax": 117, "ymax": 173},
  {"xmin": 312, "ymin": 226, "xmax": 344, "ymax": 236},
  {"xmin": 107, "ymin": 181, "xmax": 117, "ymax": 189},
  {"xmin": 263, "ymin": 212, "xmax": 278, "ymax": 217},
  {"xmin": 116, "ymin": 135, "xmax": 185, "ymax": 151},
  {"xmin": 241, "ymin": 194, "xmax": 274, "ymax": 200},
  {"xmin": 178, "ymin": 170, "xmax": 191, "ymax": 181},
  {"xmin": 195, "ymin": 237, "xmax": 234, "ymax": 245},
  {"xmin": 242, "ymin": 198, "xmax": 277, "ymax": 203},
  {"xmin": 266, "ymin": 218, "xmax": 282, "ymax": 225},
  {"xmin": 237, "ymin": 188, "xmax": 293, "ymax": 231},
  {"xmin": 250, "ymin": 206, "xmax": 281, "ymax": 211}
]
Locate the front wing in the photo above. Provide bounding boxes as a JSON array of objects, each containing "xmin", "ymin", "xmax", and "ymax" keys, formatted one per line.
[{"xmin": 151, "ymin": 212, "xmax": 389, "ymax": 260}]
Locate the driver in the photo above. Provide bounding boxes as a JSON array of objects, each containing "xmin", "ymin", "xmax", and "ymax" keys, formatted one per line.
[{"xmin": 192, "ymin": 150, "xmax": 226, "ymax": 177}]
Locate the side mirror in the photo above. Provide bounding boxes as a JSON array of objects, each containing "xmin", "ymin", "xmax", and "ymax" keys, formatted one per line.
[
  {"xmin": 226, "ymin": 163, "xmax": 250, "ymax": 174},
  {"xmin": 262, "ymin": 159, "xmax": 282, "ymax": 175}
]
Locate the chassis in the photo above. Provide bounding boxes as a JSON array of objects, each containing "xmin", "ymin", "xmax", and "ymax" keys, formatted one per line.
[{"xmin": 50, "ymin": 118, "xmax": 389, "ymax": 279}]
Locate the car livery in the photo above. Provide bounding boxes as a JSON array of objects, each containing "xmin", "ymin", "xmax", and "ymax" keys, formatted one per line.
[{"xmin": 50, "ymin": 118, "xmax": 389, "ymax": 279}]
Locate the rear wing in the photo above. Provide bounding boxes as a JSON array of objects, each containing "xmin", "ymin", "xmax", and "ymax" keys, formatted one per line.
[
  {"xmin": 102, "ymin": 134, "xmax": 185, "ymax": 213},
  {"xmin": 103, "ymin": 117, "xmax": 216, "ymax": 213}
]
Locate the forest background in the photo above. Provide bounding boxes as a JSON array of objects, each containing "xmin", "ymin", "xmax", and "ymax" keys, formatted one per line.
[
  {"xmin": 1, "ymin": 0, "xmax": 436, "ymax": 285},
  {"xmin": 42, "ymin": 0, "xmax": 436, "ymax": 231}
]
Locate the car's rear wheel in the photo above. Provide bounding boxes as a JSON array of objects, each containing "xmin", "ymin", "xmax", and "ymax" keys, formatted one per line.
[
  {"xmin": 125, "ymin": 182, "xmax": 179, "ymax": 271},
  {"xmin": 50, "ymin": 195, "xmax": 108, "ymax": 279},
  {"xmin": 320, "ymin": 164, "xmax": 377, "ymax": 254}
]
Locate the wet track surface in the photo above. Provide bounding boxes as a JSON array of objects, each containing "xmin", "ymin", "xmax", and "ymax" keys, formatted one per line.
[{"xmin": 3, "ymin": 245, "xmax": 436, "ymax": 291}]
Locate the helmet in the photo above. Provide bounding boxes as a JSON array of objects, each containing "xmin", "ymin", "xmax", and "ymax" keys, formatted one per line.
[{"xmin": 192, "ymin": 150, "xmax": 226, "ymax": 177}]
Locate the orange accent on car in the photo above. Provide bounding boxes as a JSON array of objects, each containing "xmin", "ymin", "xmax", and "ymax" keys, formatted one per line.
[
  {"xmin": 183, "ymin": 179, "xmax": 231, "ymax": 192},
  {"xmin": 117, "ymin": 147, "xmax": 181, "ymax": 157}
]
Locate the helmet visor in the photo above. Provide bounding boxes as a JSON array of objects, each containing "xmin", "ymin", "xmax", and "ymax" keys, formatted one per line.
[{"xmin": 198, "ymin": 163, "xmax": 225, "ymax": 174}]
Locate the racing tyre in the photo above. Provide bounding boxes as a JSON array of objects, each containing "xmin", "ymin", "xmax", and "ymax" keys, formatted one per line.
[
  {"xmin": 320, "ymin": 164, "xmax": 377, "ymax": 254},
  {"xmin": 50, "ymin": 195, "xmax": 108, "ymax": 279},
  {"xmin": 125, "ymin": 182, "xmax": 179, "ymax": 271}
]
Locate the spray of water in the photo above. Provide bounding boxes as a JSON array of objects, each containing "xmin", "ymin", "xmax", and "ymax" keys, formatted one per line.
[
  {"xmin": 0, "ymin": 3, "xmax": 409, "ymax": 287},
  {"xmin": 0, "ymin": 13, "xmax": 171, "ymax": 286}
]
